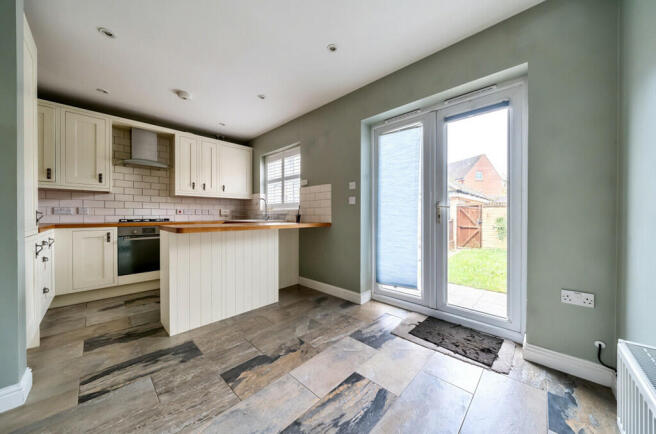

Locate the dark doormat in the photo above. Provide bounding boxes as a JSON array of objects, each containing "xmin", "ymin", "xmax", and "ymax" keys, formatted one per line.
[{"xmin": 409, "ymin": 316, "xmax": 503, "ymax": 367}]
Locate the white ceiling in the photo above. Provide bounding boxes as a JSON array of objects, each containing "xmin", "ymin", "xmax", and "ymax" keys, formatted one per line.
[{"xmin": 25, "ymin": 0, "xmax": 543, "ymax": 140}]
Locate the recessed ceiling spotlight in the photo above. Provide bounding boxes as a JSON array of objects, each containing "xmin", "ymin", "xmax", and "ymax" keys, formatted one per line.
[
  {"xmin": 257, "ymin": 94, "xmax": 266, "ymax": 100},
  {"xmin": 327, "ymin": 43, "xmax": 337, "ymax": 53},
  {"xmin": 96, "ymin": 88, "xmax": 110, "ymax": 94},
  {"xmin": 97, "ymin": 27, "xmax": 115, "ymax": 39},
  {"xmin": 174, "ymin": 89, "xmax": 192, "ymax": 101}
]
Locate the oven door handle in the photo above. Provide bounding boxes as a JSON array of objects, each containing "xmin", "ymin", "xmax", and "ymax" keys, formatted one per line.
[{"xmin": 119, "ymin": 236, "xmax": 160, "ymax": 241}]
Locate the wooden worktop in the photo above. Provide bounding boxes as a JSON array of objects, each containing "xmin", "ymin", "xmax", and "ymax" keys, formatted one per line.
[
  {"xmin": 159, "ymin": 221, "xmax": 331, "ymax": 233},
  {"xmin": 38, "ymin": 220, "xmax": 230, "ymax": 232}
]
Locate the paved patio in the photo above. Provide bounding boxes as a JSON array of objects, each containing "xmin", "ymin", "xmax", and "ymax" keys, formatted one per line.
[{"xmin": 447, "ymin": 284, "xmax": 507, "ymax": 318}]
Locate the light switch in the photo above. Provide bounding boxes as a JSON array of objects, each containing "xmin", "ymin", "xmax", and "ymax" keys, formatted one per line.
[
  {"xmin": 348, "ymin": 181, "xmax": 357, "ymax": 190},
  {"xmin": 348, "ymin": 196, "xmax": 356, "ymax": 205}
]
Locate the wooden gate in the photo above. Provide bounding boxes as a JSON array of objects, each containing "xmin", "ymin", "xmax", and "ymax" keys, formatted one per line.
[{"xmin": 457, "ymin": 205, "xmax": 482, "ymax": 248}]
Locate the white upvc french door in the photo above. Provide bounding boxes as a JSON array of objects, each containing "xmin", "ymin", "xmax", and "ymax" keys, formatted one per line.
[{"xmin": 373, "ymin": 79, "xmax": 527, "ymax": 341}]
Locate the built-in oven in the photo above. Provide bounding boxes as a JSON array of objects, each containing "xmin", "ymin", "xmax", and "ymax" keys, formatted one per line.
[{"xmin": 117, "ymin": 219, "xmax": 167, "ymax": 276}]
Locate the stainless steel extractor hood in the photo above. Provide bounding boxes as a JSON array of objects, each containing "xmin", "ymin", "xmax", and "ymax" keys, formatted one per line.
[{"xmin": 122, "ymin": 128, "xmax": 168, "ymax": 168}]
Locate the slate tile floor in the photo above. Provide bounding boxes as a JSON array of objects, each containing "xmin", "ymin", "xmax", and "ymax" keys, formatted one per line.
[{"xmin": 0, "ymin": 286, "xmax": 617, "ymax": 433}]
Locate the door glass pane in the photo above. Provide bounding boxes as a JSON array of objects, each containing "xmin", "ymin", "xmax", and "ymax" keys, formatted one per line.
[
  {"xmin": 446, "ymin": 104, "xmax": 508, "ymax": 318},
  {"xmin": 376, "ymin": 124, "xmax": 422, "ymax": 294}
]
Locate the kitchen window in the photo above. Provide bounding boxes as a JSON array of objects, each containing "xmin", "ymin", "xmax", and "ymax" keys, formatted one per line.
[{"xmin": 264, "ymin": 146, "xmax": 301, "ymax": 208}]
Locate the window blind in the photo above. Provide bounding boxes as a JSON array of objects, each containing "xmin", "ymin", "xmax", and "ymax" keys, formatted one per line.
[
  {"xmin": 265, "ymin": 146, "xmax": 301, "ymax": 207},
  {"xmin": 376, "ymin": 124, "xmax": 422, "ymax": 289}
]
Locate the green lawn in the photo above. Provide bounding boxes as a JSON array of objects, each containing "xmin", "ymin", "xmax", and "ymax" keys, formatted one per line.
[{"xmin": 448, "ymin": 248, "xmax": 507, "ymax": 293}]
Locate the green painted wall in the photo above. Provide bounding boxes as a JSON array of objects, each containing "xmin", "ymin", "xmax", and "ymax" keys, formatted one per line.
[
  {"xmin": 251, "ymin": 0, "xmax": 619, "ymax": 363},
  {"xmin": 0, "ymin": 0, "xmax": 26, "ymax": 388},
  {"xmin": 618, "ymin": 0, "xmax": 656, "ymax": 347}
]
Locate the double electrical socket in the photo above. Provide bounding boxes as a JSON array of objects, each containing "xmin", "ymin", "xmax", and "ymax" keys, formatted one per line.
[{"xmin": 561, "ymin": 289, "xmax": 595, "ymax": 308}]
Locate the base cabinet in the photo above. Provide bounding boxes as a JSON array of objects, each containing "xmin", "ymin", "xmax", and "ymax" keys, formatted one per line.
[
  {"xmin": 26, "ymin": 230, "xmax": 55, "ymax": 349},
  {"xmin": 56, "ymin": 228, "xmax": 117, "ymax": 294}
]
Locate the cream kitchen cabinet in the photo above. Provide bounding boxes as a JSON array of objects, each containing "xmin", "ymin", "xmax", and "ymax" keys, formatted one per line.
[
  {"xmin": 25, "ymin": 230, "xmax": 55, "ymax": 349},
  {"xmin": 37, "ymin": 102, "xmax": 58, "ymax": 184},
  {"xmin": 35, "ymin": 231, "xmax": 55, "ymax": 319},
  {"xmin": 219, "ymin": 141, "xmax": 252, "ymax": 198},
  {"xmin": 174, "ymin": 134, "xmax": 199, "ymax": 194},
  {"xmin": 25, "ymin": 235, "xmax": 38, "ymax": 348},
  {"xmin": 55, "ymin": 228, "xmax": 117, "ymax": 294},
  {"xmin": 63, "ymin": 110, "xmax": 111, "ymax": 188},
  {"xmin": 71, "ymin": 228, "xmax": 117, "ymax": 291},
  {"xmin": 200, "ymin": 139, "xmax": 220, "ymax": 194},
  {"xmin": 172, "ymin": 134, "xmax": 252, "ymax": 199},
  {"xmin": 23, "ymin": 16, "xmax": 39, "ymax": 237},
  {"xmin": 37, "ymin": 100, "xmax": 112, "ymax": 192}
]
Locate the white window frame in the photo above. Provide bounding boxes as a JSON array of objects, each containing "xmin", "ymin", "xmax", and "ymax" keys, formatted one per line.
[{"xmin": 263, "ymin": 144, "xmax": 301, "ymax": 210}]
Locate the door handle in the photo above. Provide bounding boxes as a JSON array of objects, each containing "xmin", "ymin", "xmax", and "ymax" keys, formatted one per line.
[
  {"xmin": 106, "ymin": 232, "xmax": 111, "ymax": 243},
  {"xmin": 436, "ymin": 202, "xmax": 450, "ymax": 224}
]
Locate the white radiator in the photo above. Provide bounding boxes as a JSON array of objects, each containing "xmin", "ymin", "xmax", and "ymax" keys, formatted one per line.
[{"xmin": 618, "ymin": 340, "xmax": 656, "ymax": 433}]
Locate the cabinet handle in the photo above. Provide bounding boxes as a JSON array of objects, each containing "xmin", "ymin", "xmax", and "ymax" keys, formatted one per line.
[
  {"xmin": 46, "ymin": 168, "xmax": 52, "ymax": 179},
  {"xmin": 42, "ymin": 287, "xmax": 49, "ymax": 294},
  {"xmin": 106, "ymin": 232, "xmax": 111, "ymax": 243},
  {"xmin": 42, "ymin": 256, "xmax": 49, "ymax": 262},
  {"xmin": 48, "ymin": 237, "xmax": 55, "ymax": 247},
  {"xmin": 192, "ymin": 181, "xmax": 196, "ymax": 189},
  {"xmin": 36, "ymin": 210, "xmax": 44, "ymax": 224},
  {"xmin": 35, "ymin": 244, "xmax": 44, "ymax": 257},
  {"xmin": 222, "ymin": 185, "xmax": 225, "ymax": 192},
  {"xmin": 98, "ymin": 173, "xmax": 103, "ymax": 183},
  {"xmin": 203, "ymin": 183, "xmax": 206, "ymax": 190}
]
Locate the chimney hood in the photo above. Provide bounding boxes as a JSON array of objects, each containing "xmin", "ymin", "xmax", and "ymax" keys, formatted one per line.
[{"xmin": 122, "ymin": 128, "xmax": 168, "ymax": 168}]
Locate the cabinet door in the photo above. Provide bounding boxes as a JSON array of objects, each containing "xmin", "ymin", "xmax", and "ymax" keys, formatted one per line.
[
  {"xmin": 219, "ymin": 144, "xmax": 252, "ymax": 197},
  {"xmin": 176, "ymin": 135, "xmax": 199, "ymax": 194},
  {"xmin": 200, "ymin": 140, "xmax": 220, "ymax": 194},
  {"xmin": 38, "ymin": 104, "xmax": 57, "ymax": 183},
  {"xmin": 37, "ymin": 233, "xmax": 55, "ymax": 318},
  {"xmin": 72, "ymin": 229, "xmax": 116, "ymax": 290},
  {"xmin": 64, "ymin": 111, "xmax": 109, "ymax": 188},
  {"xmin": 25, "ymin": 236, "xmax": 38, "ymax": 346},
  {"xmin": 23, "ymin": 16, "xmax": 38, "ymax": 237}
]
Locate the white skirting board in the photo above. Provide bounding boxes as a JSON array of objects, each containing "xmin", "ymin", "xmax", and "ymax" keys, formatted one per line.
[
  {"xmin": 299, "ymin": 277, "xmax": 371, "ymax": 305},
  {"xmin": 523, "ymin": 339, "xmax": 616, "ymax": 390},
  {"xmin": 0, "ymin": 368, "xmax": 32, "ymax": 414}
]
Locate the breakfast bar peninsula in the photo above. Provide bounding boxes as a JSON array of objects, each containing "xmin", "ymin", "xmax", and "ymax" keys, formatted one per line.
[{"xmin": 159, "ymin": 221, "xmax": 330, "ymax": 335}]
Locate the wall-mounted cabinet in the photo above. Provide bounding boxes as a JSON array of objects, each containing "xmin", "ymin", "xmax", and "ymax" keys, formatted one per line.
[
  {"xmin": 37, "ymin": 100, "xmax": 112, "ymax": 192},
  {"xmin": 37, "ymin": 103, "xmax": 57, "ymax": 184},
  {"xmin": 173, "ymin": 134, "xmax": 252, "ymax": 199}
]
